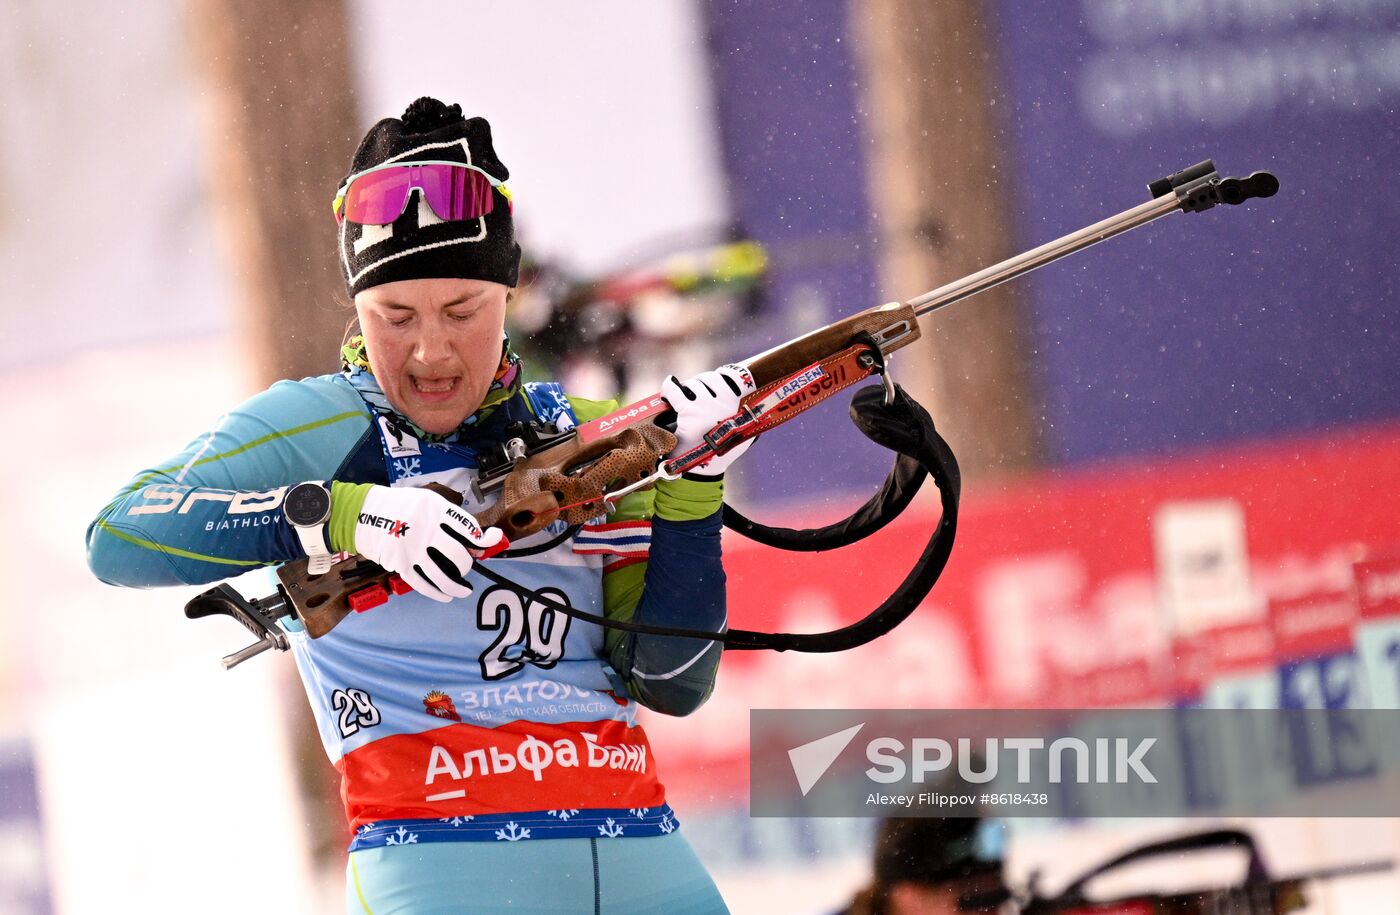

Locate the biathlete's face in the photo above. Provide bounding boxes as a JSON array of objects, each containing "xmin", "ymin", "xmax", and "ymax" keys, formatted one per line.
[{"xmin": 354, "ymin": 277, "xmax": 510, "ymax": 435}]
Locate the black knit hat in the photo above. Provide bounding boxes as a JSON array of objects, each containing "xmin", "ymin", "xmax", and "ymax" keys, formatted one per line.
[{"xmin": 338, "ymin": 97, "xmax": 521, "ymax": 295}]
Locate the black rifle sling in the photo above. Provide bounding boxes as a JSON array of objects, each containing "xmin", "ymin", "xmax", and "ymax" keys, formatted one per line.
[
  {"xmin": 721, "ymin": 440, "xmax": 925, "ymax": 550},
  {"xmin": 723, "ymin": 383, "xmax": 957, "ymax": 651},
  {"xmin": 722, "ymin": 334, "xmax": 929, "ymax": 551},
  {"xmin": 472, "ymin": 381, "xmax": 960, "ymax": 653}
]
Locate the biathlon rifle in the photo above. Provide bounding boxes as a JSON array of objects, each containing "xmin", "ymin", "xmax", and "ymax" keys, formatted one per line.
[
  {"xmin": 186, "ymin": 160, "xmax": 1279, "ymax": 669},
  {"xmin": 964, "ymin": 828, "xmax": 1392, "ymax": 914}
]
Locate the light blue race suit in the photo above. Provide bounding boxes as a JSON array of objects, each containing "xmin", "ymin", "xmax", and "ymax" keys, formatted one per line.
[{"xmin": 87, "ymin": 368, "xmax": 731, "ymax": 914}]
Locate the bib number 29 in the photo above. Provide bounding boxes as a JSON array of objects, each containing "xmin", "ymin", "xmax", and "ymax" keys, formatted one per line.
[
  {"xmin": 332, "ymin": 688, "xmax": 381, "ymax": 738},
  {"xmin": 477, "ymin": 585, "xmax": 572, "ymax": 680}
]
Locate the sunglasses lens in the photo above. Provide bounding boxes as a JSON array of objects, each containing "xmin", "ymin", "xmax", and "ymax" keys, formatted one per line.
[
  {"xmin": 340, "ymin": 164, "xmax": 498, "ymax": 225},
  {"xmin": 417, "ymin": 164, "xmax": 496, "ymax": 221},
  {"xmin": 342, "ymin": 168, "xmax": 412, "ymax": 225}
]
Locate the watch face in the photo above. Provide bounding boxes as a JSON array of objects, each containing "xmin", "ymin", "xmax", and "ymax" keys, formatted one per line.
[{"xmin": 285, "ymin": 483, "xmax": 331, "ymax": 526}]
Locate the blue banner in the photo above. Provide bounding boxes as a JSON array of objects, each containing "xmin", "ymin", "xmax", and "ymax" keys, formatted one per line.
[
  {"xmin": 989, "ymin": 0, "xmax": 1400, "ymax": 464},
  {"xmin": 704, "ymin": 1, "xmax": 891, "ymax": 500}
]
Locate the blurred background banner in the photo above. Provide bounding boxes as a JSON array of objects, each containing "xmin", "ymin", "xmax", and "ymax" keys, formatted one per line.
[
  {"xmin": 0, "ymin": 741, "xmax": 51, "ymax": 914},
  {"xmin": 986, "ymin": 0, "xmax": 1400, "ymax": 464},
  {"xmin": 3, "ymin": 0, "xmax": 1399, "ymax": 912},
  {"xmin": 659, "ymin": 423, "xmax": 1400, "ymax": 806}
]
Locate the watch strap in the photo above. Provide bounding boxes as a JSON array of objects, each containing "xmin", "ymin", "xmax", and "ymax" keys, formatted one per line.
[{"xmin": 295, "ymin": 524, "xmax": 334, "ymax": 574}]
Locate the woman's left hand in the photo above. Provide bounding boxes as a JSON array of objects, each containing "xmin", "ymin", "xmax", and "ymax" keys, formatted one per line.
[{"xmin": 661, "ymin": 364, "xmax": 757, "ymax": 477}]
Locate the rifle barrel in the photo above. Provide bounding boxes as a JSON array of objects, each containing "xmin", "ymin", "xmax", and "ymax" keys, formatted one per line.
[
  {"xmin": 906, "ymin": 191, "xmax": 1181, "ymax": 318},
  {"xmin": 1274, "ymin": 859, "xmax": 1395, "ymax": 884}
]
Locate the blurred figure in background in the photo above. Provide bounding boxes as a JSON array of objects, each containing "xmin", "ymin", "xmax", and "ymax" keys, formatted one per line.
[
  {"xmin": 86, "ymin": 97, "xmax": 747, "ymax": 913},
  {"xmin": 841, "ymin": 816, "xmax": 1008, "ymax": 915}
]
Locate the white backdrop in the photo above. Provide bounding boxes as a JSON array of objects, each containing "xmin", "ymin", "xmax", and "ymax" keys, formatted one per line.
[
  {"xmin": 348, "ymin": 0, "xmax": 731, "ymax": 276},
  {"xmin": 0, "ymin": 1, "xmax": 737, "ymax": 912}
]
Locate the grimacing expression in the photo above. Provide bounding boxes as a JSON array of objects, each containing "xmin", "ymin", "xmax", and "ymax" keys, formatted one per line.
[{"xmin": 354, "ymin": 277, "xmax": 511, "ymax": 434}]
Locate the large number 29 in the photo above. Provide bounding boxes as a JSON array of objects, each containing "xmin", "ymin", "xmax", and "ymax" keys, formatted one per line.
[
  {"xmin": 331, "ymin": 688, "xmax": 381, "ymax": 738},
  {"xmin": 477, "ymin": 585, "xmax": 572, "ymax": 680}
]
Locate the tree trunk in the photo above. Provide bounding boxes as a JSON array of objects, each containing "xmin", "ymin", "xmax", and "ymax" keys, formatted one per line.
[
  {"xmin": 851, "ymin": 0, "xmax": 1041, "ymax": 479},
  {"xmin": 185, "ymin": 0, "xmax": 361, "ymax": 384},
  {"xmin": 183, "ymin": 0, "xmax": 360, "ymax": 865}
]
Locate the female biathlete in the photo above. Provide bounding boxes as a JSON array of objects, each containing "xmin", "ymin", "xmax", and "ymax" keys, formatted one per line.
[{"xmin": 87, "ymin": 97, "xmax": 744, "ymax": 914}]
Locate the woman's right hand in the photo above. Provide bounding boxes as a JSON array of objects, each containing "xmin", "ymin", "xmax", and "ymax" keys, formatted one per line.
[{"xmin": 351, "ymin": 486, "xmax": 504, "ymax": 602}]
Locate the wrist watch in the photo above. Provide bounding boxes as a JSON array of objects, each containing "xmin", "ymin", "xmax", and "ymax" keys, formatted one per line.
[{"xmin": 284, "ymin": 481, "xmax": 334, "ymax": 574}]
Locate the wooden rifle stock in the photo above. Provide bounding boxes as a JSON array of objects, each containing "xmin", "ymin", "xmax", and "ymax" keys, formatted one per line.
[
  {"xmin": 474, "ymin": 300, "xmax": 920, "ymax": 539},
  {"xmin": 744, "ymin": 300, "xmax": 920, "ymax": 382}
]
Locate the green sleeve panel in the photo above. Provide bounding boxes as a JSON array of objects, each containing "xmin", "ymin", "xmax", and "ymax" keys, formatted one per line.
[
  {"xmin": 602, "ymin": 562, "xmax": 649, "ymax": 658},
  {"xmin": 563, "ymin": 394, "xmax": 621, "ymax": 424},
  {"xmin": 329, "ymin": 481, "xmax": 374, "ymax": 553},
  {"xmin": 568, "ymin": 393, "xmax": 724, "ymax": 715},
  {"xmin": 652, "ymin": 476, "xmax": 724, "ymax": 520},
  {"xmin": 567, "ymin": 393, "xmax": 654, "ymax": 657}
]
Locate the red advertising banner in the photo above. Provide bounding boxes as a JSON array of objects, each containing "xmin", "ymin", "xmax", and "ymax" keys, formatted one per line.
[
  {"xmin": 645, "ymin": 423, "xmax": 1400, "ymax": 804},
  {"xmin": 1270, "ymin": 587, "xmax": 1357, "ymax": 662},
  {"xmin": 1357, "ymin": 556, "xmax": 1400, "ymax": 622}
]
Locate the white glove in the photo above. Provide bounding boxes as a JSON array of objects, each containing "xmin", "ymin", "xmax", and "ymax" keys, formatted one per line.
[
  {"xmin": 353, "ymin": 486, "xmax": 504, "ymax": 603},
  {"xmin": 662, "ymin": 364, "xmax": 758, "ymax": 477}
]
